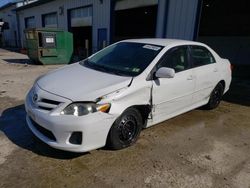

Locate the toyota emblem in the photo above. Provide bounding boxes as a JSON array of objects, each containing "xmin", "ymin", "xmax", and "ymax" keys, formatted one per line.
[{"xmin": 33, "ymin": 93, "xmax": 38, "ymax": 102}]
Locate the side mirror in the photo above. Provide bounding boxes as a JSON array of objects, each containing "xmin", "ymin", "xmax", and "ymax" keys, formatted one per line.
[{"xmin": 155, "ymin": 67, "xmax": 175, "ymax": 78}]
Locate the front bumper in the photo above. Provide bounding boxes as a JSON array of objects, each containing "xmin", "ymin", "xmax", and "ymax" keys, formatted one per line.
[{"xmin": 25, "ymin": 86, "xmax": 117, "ymax": 152}]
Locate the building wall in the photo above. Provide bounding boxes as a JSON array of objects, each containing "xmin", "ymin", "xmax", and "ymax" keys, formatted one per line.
[
  {"xmin": 17, "ymin": 0, "xmax": 111, "ymax": 51},
  {"xmin": 155, "ymin": 0, "xmax": 199, "ymax": 40},
  {"xmin": 16, "ymin": 0, "xmax": 200, "ymax": 50},
  {"xmin": 0, "ymin": 4, "xmax": 18, "ymax": 47},
  {"xmin": 164, "ymin": 0, "xmax": 199, "ymax": 40}
]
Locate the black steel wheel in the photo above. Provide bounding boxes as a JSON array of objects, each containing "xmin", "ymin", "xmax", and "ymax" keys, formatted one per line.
[
  {"xmin": 205, "ymin": 83, "xmax": 224, "ymax": 110},
  {"xmin": 107, "ymin": 108, "xmax": 143, "ymax": 150}
]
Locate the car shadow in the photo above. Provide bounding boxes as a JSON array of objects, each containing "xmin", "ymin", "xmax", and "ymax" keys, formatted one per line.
[{"xmin": 0, "ymin": 104, "xmax": 86, "ymax": 159}]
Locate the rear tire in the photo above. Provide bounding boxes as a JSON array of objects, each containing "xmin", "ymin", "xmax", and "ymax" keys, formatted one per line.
[
  {"xmin": 205, "ymin": 83, "xmax": 224, "ymax": 110},
  {"xmin": 107, "ymin": 108, "xmax": 143, "ymax": 150}
]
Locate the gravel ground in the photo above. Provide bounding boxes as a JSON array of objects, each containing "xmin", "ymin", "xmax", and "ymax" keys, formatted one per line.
[{"xmin": 0, "ymin": 49, "xmax": 250, "ymax": 188}]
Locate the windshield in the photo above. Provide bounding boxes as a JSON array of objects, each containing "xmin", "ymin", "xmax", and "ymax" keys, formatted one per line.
[{"xmin": 80, "ymin": 42, "xmax": 163, "ymax": 77}]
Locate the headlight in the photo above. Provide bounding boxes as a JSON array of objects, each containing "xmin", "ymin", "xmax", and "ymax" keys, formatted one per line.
[{"xmin": 61, "ymin": 103, "xmax": 110, "ymax": 116}]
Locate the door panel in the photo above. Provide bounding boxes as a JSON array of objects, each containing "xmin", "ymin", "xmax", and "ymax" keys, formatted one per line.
[
  {"xmin": 193, "ymin": 64, "xmax": 219, "ymax": 103},
  {"xmin": 152, "ymin": 70, "xmax": 195, "ymax": 123},
  {"xmin": 98, "ymin": 28, "xmax": 107, "ymax": 50},
  {"xmin": 151, "ymin": 46, "xmax": 195, "ymax": 124},
  {"xmin": 189, "ymin": 45, "xmax": 220, "ymax": 104}
]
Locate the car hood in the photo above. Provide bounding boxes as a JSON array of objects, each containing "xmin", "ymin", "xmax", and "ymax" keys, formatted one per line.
[{"xmin": 37, "ymin": 63, "xmax": 132, "ymax": 101}]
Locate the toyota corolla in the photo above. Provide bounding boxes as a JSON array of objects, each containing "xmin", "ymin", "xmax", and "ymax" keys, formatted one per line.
[{"xmin": 25, "ymin": 39, "xmax": 232, "ymax": 152}]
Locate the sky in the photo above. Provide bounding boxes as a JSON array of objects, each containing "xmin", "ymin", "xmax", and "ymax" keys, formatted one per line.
[
  {"xmin": 0, "ymin": 0, "xmax": 11, "ymax": 7},
  {"xmin": 0, "ymin": 0, "xmax": 20, "ymax": 7}
]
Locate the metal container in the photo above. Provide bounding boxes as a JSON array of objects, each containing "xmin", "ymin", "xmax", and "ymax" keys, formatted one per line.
[{"xmin": 24, "ymin": 28, "xmax": 73, "ymax": 65}]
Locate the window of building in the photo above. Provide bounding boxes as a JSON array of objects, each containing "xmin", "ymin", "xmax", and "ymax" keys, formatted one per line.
[
  {"xmin": 25, "ymin": 16, "xmax": 35, "ymax": 28},
  {"xmin": 42, "ymin": 12, "xmax": 58, "ymax": 28},
  {"xmin": 190, "ymin": 46, "xmax": 216, "ymax": 67}
]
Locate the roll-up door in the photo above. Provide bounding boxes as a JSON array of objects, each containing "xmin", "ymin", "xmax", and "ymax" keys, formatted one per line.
[
  {"xmin": 70, "ymin": 6, "xmax": 92, "ymax": 27},
  {"xmin": 42, "ymin": 13, "xmax": 58, "ymax": 28},
  {"xmin": 69, "ymin": 6, "xmax": 93, "ymax": 60},
  {"xmin": 115, "ymin": 0, "xmax": 158, "ymax": 11},
  {"xmin": 113, "ymin": 0, "xmax": 158, "ymax": 41}
]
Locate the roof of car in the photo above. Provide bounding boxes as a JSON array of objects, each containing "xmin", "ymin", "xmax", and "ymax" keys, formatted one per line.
[{"xmin": 122, "ymin": 38, "xmax": 204, "ymax": 47}]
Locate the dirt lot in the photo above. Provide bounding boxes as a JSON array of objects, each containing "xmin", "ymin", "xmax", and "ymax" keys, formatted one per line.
[{"xmin": 0, "ymin": 49, "xmax": 250, "ymax": 188}]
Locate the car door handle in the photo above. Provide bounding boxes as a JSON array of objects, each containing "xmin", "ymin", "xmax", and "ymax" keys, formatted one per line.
[
  {"xmin": 187, "ymin": 75, "xmax": 193, "ymax": 80},
  {"xmin": 213, "ymin": 68, "xmax": 218, "ymax": 72}
]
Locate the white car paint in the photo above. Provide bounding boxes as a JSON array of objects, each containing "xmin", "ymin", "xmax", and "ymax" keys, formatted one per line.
[
  {"xmin": 152, "ymin": 68, "xmax": 196, "ymax": 124},
  {"xmin": 25, "ymin": 39, "xmax": 232, "ymax": 152},
  {"xmin": 37, "ymin": 63, "xmax": 133, "ymax": 102}
]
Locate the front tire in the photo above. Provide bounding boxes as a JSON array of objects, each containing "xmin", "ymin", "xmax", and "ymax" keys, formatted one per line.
[
  {"xmin": 107, "ymin": 108, "xmax": 143, "ymax": 150},
  {"xmin": 205, "ymin": 83, "xmax": 224, "ymax": 110}
]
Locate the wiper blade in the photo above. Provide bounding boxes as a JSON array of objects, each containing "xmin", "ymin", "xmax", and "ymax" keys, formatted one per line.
[
  {"xmin": 95, "ymin": 65, "xmax": 110, "ymax": 72},
  {"xmin": 107, "ymin": 70, "xmax": 125, "ymax": 76},
  {"xmin": 83, "ymin": 61, "xmax": 128, "ymax": 76},
  {"xmin": 84, "ymin": 61, "xmax": 107, "ymax": 72}
]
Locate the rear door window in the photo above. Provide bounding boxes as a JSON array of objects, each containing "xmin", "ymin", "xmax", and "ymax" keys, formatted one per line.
[{"xmin": 190, "ymin": 46, "xmax": 216, "ymax": 67}]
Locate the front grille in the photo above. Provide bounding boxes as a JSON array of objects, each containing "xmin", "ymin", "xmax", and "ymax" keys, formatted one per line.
[
  {"xmin": 41, "ymin": 99, "xmax": 61, "ymax": 105},
  {"xmin": 30, "ymin": 118, "xmax": 56, "ymax": 141},
  {"xmin": 38, "ymin": 106, "xmax": 54, "ymax": 111},
  {"xmin": 35, "ymin": 98, "xmax": 62, "ymax": 111}
]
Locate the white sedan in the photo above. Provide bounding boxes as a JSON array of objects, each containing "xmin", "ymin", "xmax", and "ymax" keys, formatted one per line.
[{"xmin": 25, "ymin": 39, "xmax": 232, "ymax": 152}]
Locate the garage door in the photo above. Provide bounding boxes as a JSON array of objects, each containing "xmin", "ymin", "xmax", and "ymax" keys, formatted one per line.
[
  {"xmin": 115, "ymin": 0, "xmax": 158, "ymax": 10},
  {"xmin": 70, "ymin": 6, "xmax": 92, "ymax": 27},
  {"xmin": 114, "ymin": 0, "xmax": 158, "ymax": 41},
  {"xmin": 198, "ymin": 0, "xmax": 250, "ymax": 65},
  {"xmin": 42, "ymin": 13, "xmax": 57, "ymax": 28}
]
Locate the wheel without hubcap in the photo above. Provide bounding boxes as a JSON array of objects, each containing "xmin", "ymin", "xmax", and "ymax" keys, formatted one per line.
[{"xmin": 107, "ymin": 108, "xmax": 143, "ymax": 150}]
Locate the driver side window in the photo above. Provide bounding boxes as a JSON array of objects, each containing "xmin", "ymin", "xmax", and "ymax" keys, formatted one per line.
[{"xmin": 157, "ymin": 46, "xmax": 189, "ymax": 73}]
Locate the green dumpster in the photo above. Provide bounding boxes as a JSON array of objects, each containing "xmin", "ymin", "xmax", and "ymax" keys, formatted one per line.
[{"xmin": 24, "ymin": 28, "xmax": 73, "ymax": 65}]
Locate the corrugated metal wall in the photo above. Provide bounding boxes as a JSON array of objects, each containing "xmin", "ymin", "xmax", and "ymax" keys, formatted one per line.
[
  {"xmin": 17, "ymin": 0, "xmax": 111, "ymax": 51},
  {"xmin": 164, "ymin": 0, "xmax": 199, "ymax": 40},
  {"xmin": 155, "ymin": 0, "xmax": 168, "ymax": 38}
]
